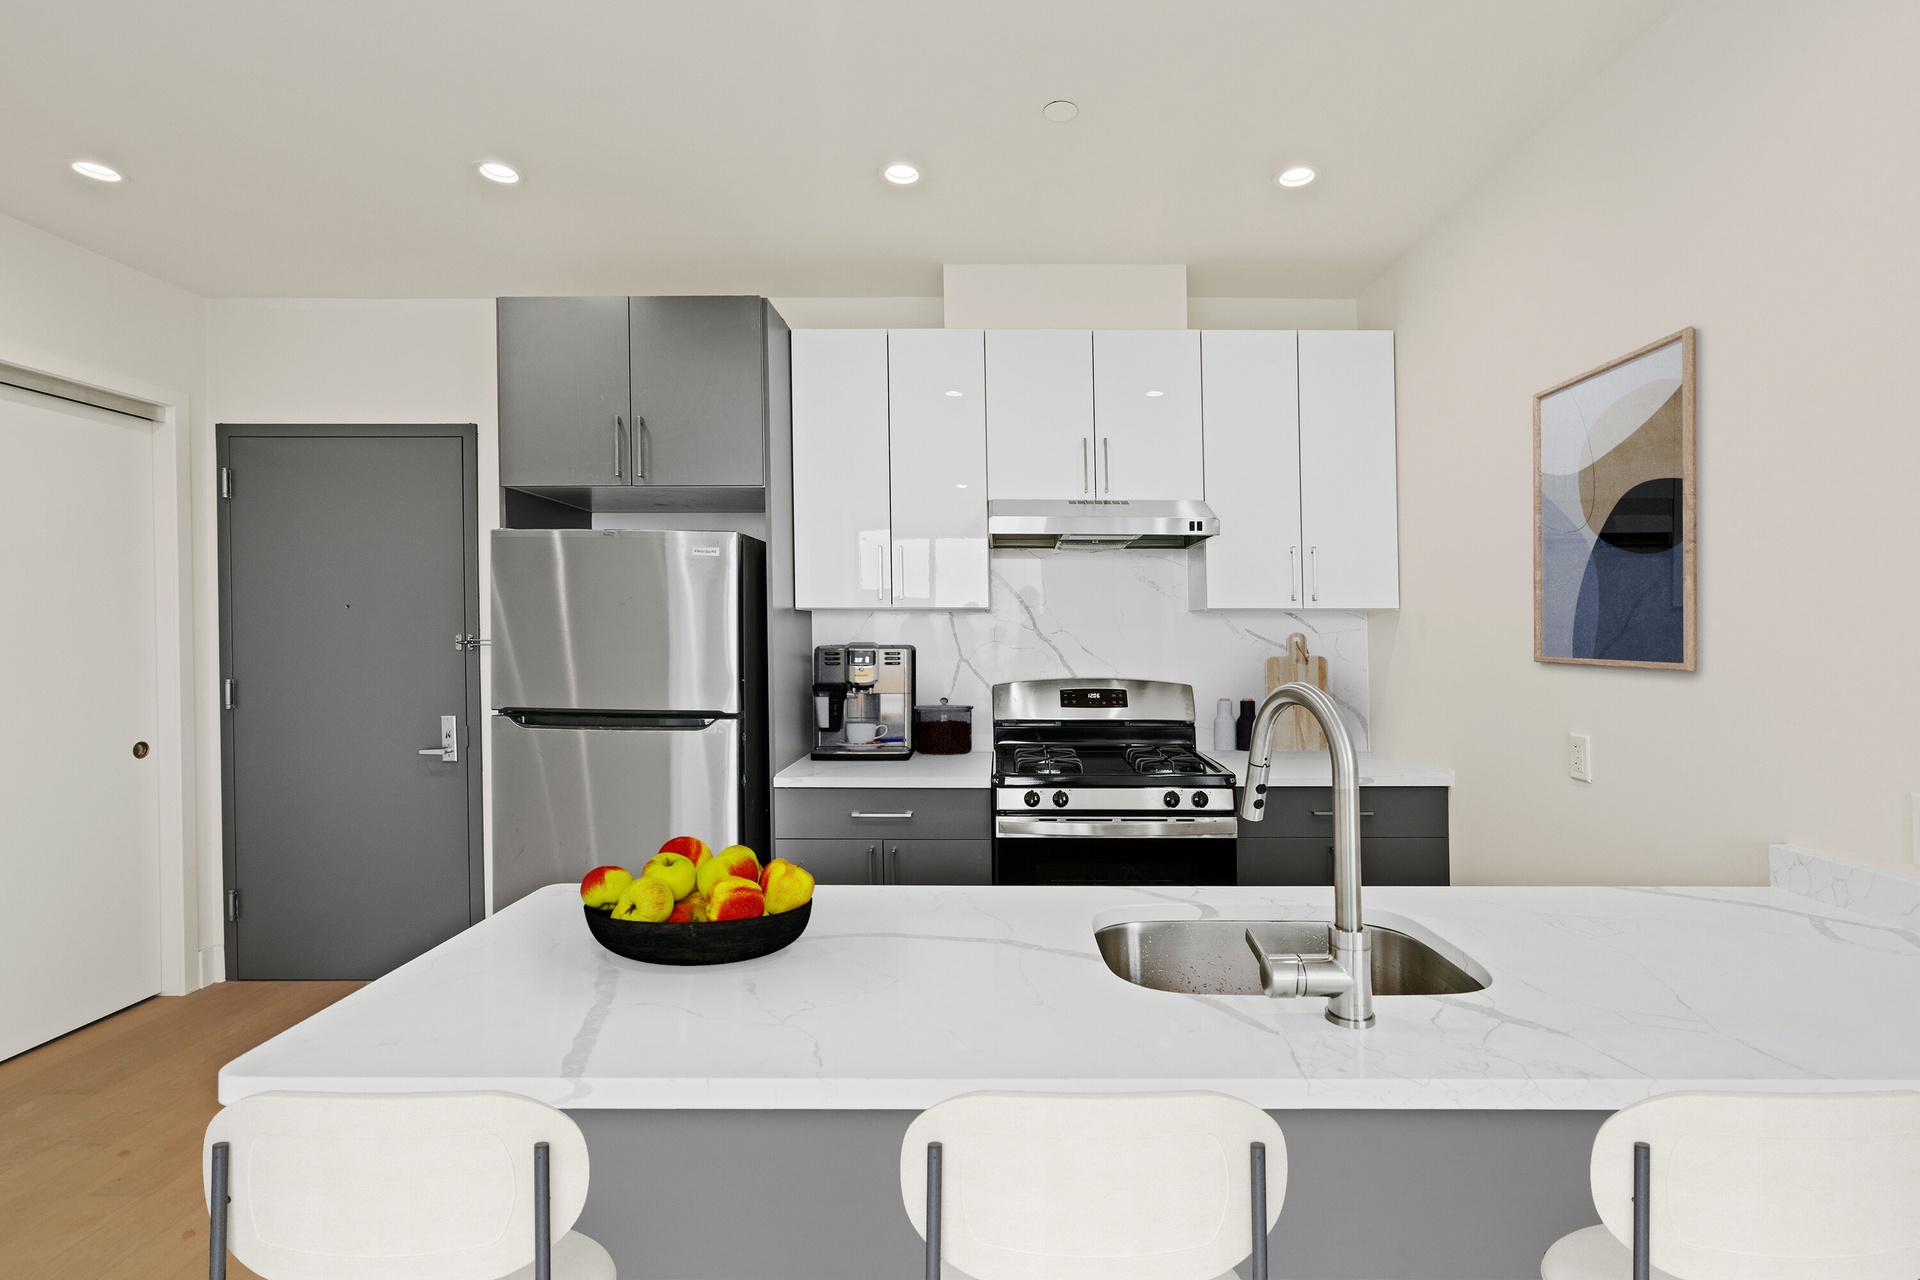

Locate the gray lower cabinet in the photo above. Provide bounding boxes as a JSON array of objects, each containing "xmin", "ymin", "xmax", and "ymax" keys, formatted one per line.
[
  {"xmin": 1238, "ymin": 787, "xmax": 1450, "ymax": 886},
  {"xmin": 497, "ymin": 296, "xmax": 631, "ymax": 488},
  {"xmin": 774, "ymin": 788, "xmax": 991, "ymax": 884}
]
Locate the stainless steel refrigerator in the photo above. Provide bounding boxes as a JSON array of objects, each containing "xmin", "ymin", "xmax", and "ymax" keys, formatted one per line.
[{"xmin": 490, "ymin": 529, "xmax": 769, "ymax": 908}]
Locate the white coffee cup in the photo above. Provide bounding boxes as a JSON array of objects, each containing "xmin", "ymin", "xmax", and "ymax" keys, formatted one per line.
[{"xmin": 844, "ymin": 722, "xmax": 883, "ymax": 744}]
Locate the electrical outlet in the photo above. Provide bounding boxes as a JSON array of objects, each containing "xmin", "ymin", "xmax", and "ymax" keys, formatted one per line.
[{"xmin": 1569, "ymin": 733, "xmax": 1593, "ymax": 783}]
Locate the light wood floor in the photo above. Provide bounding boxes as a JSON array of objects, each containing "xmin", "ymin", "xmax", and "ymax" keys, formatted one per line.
[{"xmin": 0, "ymin": 981, "xmax": 360, "ymax": 1279}]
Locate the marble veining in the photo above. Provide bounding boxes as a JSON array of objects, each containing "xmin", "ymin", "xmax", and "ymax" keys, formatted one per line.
[
  {"xmin": 1771, "ymin": 843, "xmax": 1920, "ymax": 930},
  {"xmin": 812, "ymin": 547, "xmax": 1371, "ymax": 748},
  {"xmin": 222, "ymin": 880, "xmax": 1920, "ymax": 1112}
]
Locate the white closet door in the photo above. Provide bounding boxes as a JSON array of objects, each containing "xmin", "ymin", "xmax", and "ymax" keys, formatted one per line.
[
  {"xmin": 888, "ymin": 329, "xmax": 989, "ymax": 609},
  {"xmin": 1194, "ymin": 330, "xmax": 1303, "ymax": 609},
  {"xmin": 1093, "ymin": 329, "xmax": 1204, "ymax": 500},
  {"xmin": 984, "ymin": 330, "xmax": 1093, "ymax": 500},
  {"xmin": 1298, "ymin": 330, "xmax": 1400, "ymax": 609},
  {"xmin": 791, "ymin": 330, "xmax": 894, "ymax": 608},
  {"xmin": 0, "ymin": 385, "xmax": 160, "ymax": 1061}
]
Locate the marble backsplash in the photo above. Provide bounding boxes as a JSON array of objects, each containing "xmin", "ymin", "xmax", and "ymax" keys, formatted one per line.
[{"xmin": 811, "ymin": 546, "xmax": 1370, "ymax": 747}]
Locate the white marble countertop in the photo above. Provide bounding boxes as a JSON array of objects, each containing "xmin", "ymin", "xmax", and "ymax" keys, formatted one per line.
[
  {"xmin": 221, "ymin": 870, "xmax": 1920, "ymax": 1111},
  {"xmin": 773, "ymin": 751, "xmax": 993, "ymax": 788},
  {"xmin": 773, "ymin": 750, "xmax": 1451, "ymax": 789}
]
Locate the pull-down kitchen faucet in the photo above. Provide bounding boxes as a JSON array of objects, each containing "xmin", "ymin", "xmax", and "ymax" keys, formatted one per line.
[{"xmin": 1239, "ymin": 682, "xmax": 1374, "ymax": 1028}]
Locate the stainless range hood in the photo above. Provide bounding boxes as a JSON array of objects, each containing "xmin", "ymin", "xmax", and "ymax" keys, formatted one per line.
[{"xmin": 987, "ymin": 499, "xmax": 1219, "ymax": 549}]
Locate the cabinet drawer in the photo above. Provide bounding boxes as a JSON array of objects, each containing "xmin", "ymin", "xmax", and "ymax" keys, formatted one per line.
[
  {"xmin": 1242, "ymin": 786, "xmax": 1448, "ymax": 839},
  {"xmin": 775, "ymin": 788, "xmax": 990, "ymax": 841},
  {"xmin": 775, "ymin": 838, "xmax": 880, "ymax": 885},
  {"xmin": 1237, "ymin": 836, "xmax": 1450, "ymax": 887}
]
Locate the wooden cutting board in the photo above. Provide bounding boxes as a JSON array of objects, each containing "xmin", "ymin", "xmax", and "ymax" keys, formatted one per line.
[{"xmin": 1264, "ymin": 633, "xmax": 1328, "ymax": 750}]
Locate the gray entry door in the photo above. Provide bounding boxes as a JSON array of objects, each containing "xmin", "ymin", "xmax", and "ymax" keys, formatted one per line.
[{"xmin": 220, "ymin": 426, "xmax": 482, "ymax": 979}]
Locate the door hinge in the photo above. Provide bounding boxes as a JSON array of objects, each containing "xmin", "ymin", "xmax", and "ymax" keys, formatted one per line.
[
  {"xmin": 219, "ymin": 466, "xmax": 233, "ymax": 499},
  {"xmin": 223, "ymin": 677, "xmax": 235, "ymax": 710},
  {"xmin": 226, "ymin": 889, "xmax": 241, "ymax": 922},
  {"xmin": 455, "ymin": 633, "xmax": 492, "ymax": 652}
]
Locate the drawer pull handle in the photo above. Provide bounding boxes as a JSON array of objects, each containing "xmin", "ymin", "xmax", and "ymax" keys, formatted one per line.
[
  {"xmin": 1310, "ymin": 811, "xmax": 1375, "ymax": 818},
  {"xmin": 851, "ymin": 811, "xmax": 914, "ymax": 819}
]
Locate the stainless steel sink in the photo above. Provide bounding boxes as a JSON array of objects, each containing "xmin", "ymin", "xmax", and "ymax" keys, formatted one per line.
[{"xmin": 1095, "ymin": 918, "xmax": 1488, "ymax": 997}]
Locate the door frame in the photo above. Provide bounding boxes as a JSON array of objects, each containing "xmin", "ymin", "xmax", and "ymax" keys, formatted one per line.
[
  {"xmin": 215, "ymin": 424, "xmax": 485, "ymax": 977},
  {"xmin": 0, "ymin": 339, "xmax": 197, "ymax": 998}
]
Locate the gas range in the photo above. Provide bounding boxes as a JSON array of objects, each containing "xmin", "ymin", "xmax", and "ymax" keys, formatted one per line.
[{"xmin": 990, "ymin": 678, "xmax": 1238, "ymax": 885}]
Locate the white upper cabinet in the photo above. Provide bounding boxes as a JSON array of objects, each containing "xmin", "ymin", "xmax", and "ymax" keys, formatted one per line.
[
  {"xmin": 1192, "ymin": 331, "xmax": 1302, "ymax": 609},
  {"xmin": 984, "ymin": 330, "xmax": 1094, "ymax": 500},
  {"xmin": 1298, "ymin": 330, "xmax": 1399, "ymax": 609},
  {"xmin": 886, "ymin": 330, "xmax": 989, "ymax": 609},
  {"xmin": 1092, "ymin": 330, "xmax": 1204, "ymax": 501},
  {"xmin": 791, "ymin": 329, "xmax": 893, "ymax": 609}
]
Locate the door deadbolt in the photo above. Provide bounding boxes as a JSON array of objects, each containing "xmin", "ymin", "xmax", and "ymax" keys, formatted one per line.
[{"xmin": 132, "ymin": 741, "xmax": 150, "ymax": 759}]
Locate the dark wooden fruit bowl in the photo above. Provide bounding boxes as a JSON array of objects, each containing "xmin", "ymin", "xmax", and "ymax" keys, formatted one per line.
[{"xmin": 582, "ymin": 900, "xmax": 812, "ymax": 966}]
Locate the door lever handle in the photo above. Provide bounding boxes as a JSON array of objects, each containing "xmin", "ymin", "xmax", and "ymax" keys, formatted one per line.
[{"xmin": 417, "ymin": 715, "xmax": 458, "ymax": 762}]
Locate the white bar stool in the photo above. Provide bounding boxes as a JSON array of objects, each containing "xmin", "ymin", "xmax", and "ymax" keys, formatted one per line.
[
  {"xmin": 901, "ymin": 1091, "xmax": 1286, "ymax": 1280},
  {"xmin": 202, "ymin": 1090, "xmax": 615, "ymax": 1280},
  {"xmin": 1542, "ymin": 1090, "xmax": 1920, "ymax": 1280}
]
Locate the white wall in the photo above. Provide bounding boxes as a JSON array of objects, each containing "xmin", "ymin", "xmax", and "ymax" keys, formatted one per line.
[
  {"xmin": 0, "ymin": 210, "xmax": 206, "ymax": 996},
  {"xmin": 1359, "ymin": 0, "xmax": 1920, "ymax": 882},
  {"xmin": 203, "ymin": 299, "xmax": 499, "ymax": 959},
  {"xmin": 769, "ymin": 297, "xmax": 1356, "ymax": 330}
]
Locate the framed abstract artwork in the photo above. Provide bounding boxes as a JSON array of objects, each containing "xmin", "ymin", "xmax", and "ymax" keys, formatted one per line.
[{"xmin": 1534, "ymin": 328, "xmax": 1696, "ymax": 670}]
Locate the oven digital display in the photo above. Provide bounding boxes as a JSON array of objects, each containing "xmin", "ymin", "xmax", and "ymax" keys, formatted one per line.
[{"xmin": 1059, "ymin": 688, "xmax": 1128, "ymax": 709}]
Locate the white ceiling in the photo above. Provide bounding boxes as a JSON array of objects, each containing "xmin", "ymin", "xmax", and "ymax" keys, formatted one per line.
[{"xmin": 1, "ymin": 1, "xmax": 1677, "ymax": 300}]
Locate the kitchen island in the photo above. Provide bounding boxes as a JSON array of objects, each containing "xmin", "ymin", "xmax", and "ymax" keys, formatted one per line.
[{"xmin": 222, "ymin": 850, "xmax": 1920, "ymax": 1280}]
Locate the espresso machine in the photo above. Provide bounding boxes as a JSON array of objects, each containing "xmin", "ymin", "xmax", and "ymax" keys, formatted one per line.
[{"xmin": 811, "ymin": 643, "xmax": 915, "ymax": 759}]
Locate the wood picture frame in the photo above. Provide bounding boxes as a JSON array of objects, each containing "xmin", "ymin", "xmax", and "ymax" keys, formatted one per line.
[{"xmin": 1533, "ymin": 327, "xmax": 1696, "ymax": 670}]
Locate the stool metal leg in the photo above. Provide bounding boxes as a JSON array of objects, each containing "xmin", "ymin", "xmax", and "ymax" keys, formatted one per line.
[
  {"xmin": 1632, "ymin": 1141, "xmax": 1650, "ymax": 1280},
  {"xmin": 1249, "ymin": 1142, "xmax": 1269, "ymax": 1280},
  {"xmin": 925, "ymin": 1142, "xmax": 943, "ymax": 1280},
  {"xmin": 208, "ymin": 1140, "xmax": 229, "ymax": 1280},
  {"xmin": 535, "ymin": 1141, "xmax": 552, "ymax": 1280}
]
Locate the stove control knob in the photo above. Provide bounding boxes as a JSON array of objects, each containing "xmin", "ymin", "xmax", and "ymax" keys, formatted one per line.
[
  {"xmin": 1192, "ymin": 791, "xmax": 1209, "ymax": 808},
  {"xmin": 1052, "ymin": 790, "xmax": 1070, "ymax": 808},
  {"xmin": 1023, "ymin": 790, "xmax": 1040, "ymax": 808},
  {"xmin": 1163, "ymin": 790, "xmax": 1180, "ymax": 809}
]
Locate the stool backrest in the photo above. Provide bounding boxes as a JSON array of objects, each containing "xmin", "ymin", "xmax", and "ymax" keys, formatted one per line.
[
  {"xmin": 203, "ymin": 1091, "xmax": 590, "ymax": 1280},
  {"xmin": 1592, "ymin": 1091, "xmax": 1920, "ymax": 1280},
  {"xmin": 901, "ymin": 1091, "xmax": 1285, "ymax": 1280}
]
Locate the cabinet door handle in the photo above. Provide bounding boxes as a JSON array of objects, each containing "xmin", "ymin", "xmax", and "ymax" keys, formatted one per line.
[
  {"xmin": 1309, "ymin": 545, "xmax": 1320, "ymax": 602},
  {"xmin": 867, "ymin": 843, "xmax": 879, "ymax": 883},
  {"xmin": 1311, "ymin": 811, "xmax": 1375, "ymax": 818},
  {"xmin": 1289, "ymin": 546, "xmax": 1299, "ymax": 603},
  {"xmin": 896, "ymin": 543, "xmax": 907, "ymax": 602},
  {"xmin": 635, "ymin": 416, "xmax": 648, "ymax": 480},
  {"xmin": 874, "ymin": 544, "xmax": 887, "ymax": 601},
  {"xmin": 885, "ymin": 843, "xmax": 898, "ymax": 884},
  {"xmin": 851, "ymin": 811, "xmax": 913, "ymax": 819},
  {"xmin": 1082, "ymin": 438, "xmax": 1090, "ymax": 494},
  {"xmin": 612, "ymin": 415, "xmax": 623, "ymax": 478},
  {"xmin": 1102, "ymin": 437, "xmax": 1111, "ymax": 493}
]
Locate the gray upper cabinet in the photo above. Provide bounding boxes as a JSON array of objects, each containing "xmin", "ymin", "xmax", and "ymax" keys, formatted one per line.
[
  {"xmin": 629, "ymin": 297, "xmax": 767, "ymax": 488},
  {"xmin": 497, "ymin": 297, "xmax": 632, "ymax": 488}
]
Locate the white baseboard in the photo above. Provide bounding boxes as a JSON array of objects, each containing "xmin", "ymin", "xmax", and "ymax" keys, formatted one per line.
[{"xmin": 197, "ymin": 945, "xmax": 226, "ymax": 987}]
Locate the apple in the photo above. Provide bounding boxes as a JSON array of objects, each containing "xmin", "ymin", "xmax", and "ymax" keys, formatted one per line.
[
  {"xmin": 761, "ymin": 859, "xmax": 815, "ymax": 915},
  {"xmin": 707, "ymin": 875, "xmax": 766, "ymax": 921},
  {"xmin": 657, "ymin": 835, "xmax": 712, "ymax": 867},
  {"xmin": 579, "ymin": 865, "xmax": 632, "ymax": 911},
  {"xmin": 641, "ymin": 851, "xmax": 697, "ymax": 899},
  {"xmin": 611, "ymin": 876, "xmax": 674, "ymax": 922},
  {"xmin": 695, "ymin": 844, "xmax": 761, "ymax": 896},
  {"xmin": 667, "ymin": 892, "xmax": 709, "ymax": 923}
]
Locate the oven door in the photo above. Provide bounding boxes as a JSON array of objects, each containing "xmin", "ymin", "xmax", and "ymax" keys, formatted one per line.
[{"xmin": 993, "ymin": 815, "xmax": 1237, "ymax": 886}]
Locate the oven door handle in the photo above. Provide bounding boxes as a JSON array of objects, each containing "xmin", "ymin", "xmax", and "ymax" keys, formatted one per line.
[{"xmin": 994, "ymin": 816, "xmax": 1239, "ymax": 839}]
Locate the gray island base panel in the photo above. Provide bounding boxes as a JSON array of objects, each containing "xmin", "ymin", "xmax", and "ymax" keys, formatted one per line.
[{"xmin": 222, "ymin": 878, "xmax": 1920, "ymax": 1280}]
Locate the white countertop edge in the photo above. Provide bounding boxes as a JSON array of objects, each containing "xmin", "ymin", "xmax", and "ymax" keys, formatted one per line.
[{"xmin": 218, "ymin": 1074, "xmax": 1920, "ymax": 1111}]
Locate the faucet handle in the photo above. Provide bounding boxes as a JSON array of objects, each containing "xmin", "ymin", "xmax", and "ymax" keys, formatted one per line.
[{"xmin": 1245, "ymin": 926, "xmax": 1353, "ymax": 1000}]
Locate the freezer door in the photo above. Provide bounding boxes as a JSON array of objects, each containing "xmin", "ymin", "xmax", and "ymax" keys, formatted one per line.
[
  {"xmin": 492, "ymin": 529, "xmax": 742, "ymax": 712},
  {"xmin": 491, "ymin": 714, "xmax": 742, "ymax": 909}
]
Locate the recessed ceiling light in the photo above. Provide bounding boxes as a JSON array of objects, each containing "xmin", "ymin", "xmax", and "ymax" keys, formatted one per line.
[
  {"xmin": 71, "ymin": 160, "xmax": 122, "ymax": 183},
  {"xmin": 477, "ymin": 161, "xmax": 521, "ymax": 184},
  {"xmin": 1042, "ymin": 100, "xmax": 1079, "ymax": 123},
  {"xmin": 945, "ymin": 390, "xmax": 963, "ymax": 397},
  {"xmin": 1275, "ymin": 166, "xmax": 1316, "ymax": 188},
  {"xmin": 882, "ymin": 162, "xmax": 920, "ymax": 185},
  {"xmin": 1145, "ymin": 390, "xmax": 1164, "ymax": 397}
]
